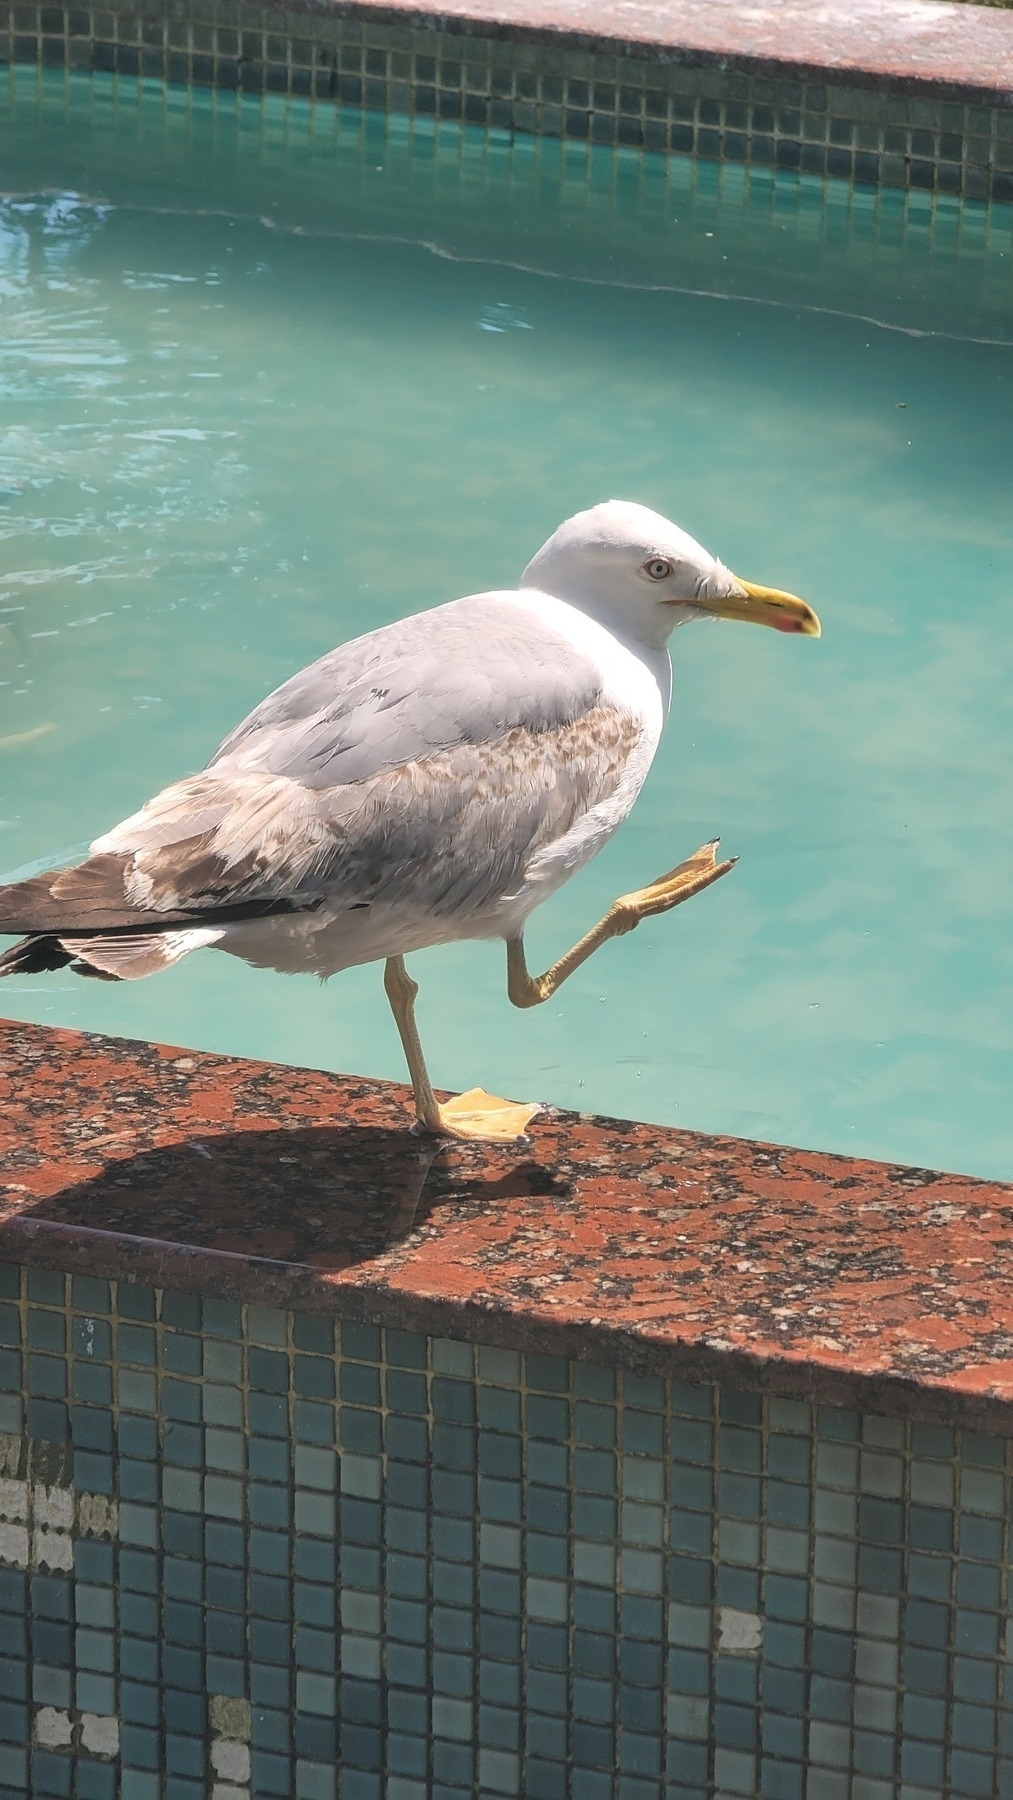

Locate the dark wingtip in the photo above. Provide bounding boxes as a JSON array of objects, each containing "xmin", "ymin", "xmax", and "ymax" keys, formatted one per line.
[{"xmin": 0, "ymin": 935, "xmax": 73, "ymax": 978}]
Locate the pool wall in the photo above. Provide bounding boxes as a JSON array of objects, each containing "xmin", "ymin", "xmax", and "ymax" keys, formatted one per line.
[
  {"xmin": 3, "ymin": 1023, "xmax": 1013, "ymax": 1800},
  {"xmin": 1, "ymin": 0, "xmax": 1012, "ymax": 202},
  {"xmin": 3, "ymin": 1269, "xmax": 1013, "ymax": 1800}
]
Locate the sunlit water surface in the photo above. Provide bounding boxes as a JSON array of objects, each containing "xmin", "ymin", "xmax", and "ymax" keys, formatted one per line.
[{"xmin": 1, "ymin": 70, "xmax": 1012, "ymax": 1178}]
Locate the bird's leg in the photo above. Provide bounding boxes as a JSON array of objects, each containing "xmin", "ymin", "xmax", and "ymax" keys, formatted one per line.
[
  {"xmin": 507, "ymin": 840, "xmax": 736, "ymax": 1008},
  {"xmin": 383, "ymin": 956, "xmax": 543, "ymax": 1143}
]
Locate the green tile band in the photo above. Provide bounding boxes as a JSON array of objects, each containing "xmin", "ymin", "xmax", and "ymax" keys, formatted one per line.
[{"xmin": 0, "ymin": 2, "xmax": 1011, "ymax": 202}]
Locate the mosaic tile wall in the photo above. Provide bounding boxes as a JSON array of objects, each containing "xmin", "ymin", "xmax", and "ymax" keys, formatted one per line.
[
  {"xmin": 1, "ymin": 1264, "xmax": 1012, "ymax": 1800},
  {"xmin": 0, "ymin": 2, "xmax": 1011, "ymax": 203}
]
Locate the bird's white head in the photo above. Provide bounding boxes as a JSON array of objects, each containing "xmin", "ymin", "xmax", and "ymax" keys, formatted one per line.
[{"xmin": 521, "ymin": 499, "xmax": 820, "ymax": 651}]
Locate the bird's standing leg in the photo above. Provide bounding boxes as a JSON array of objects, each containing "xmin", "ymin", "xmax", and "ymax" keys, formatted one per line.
[
  {"xmin": 507, "ymin": 839, "xmax": 736, "ymax": 1009},
  {"xmin": 383, "ymin": 956, "xmax": 543, "ymax": 1143}
]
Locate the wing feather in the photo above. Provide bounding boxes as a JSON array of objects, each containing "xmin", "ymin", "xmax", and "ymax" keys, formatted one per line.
[
  {"xmin": 1, "ymin": 596, "xmax": 641, "ymax": 941},
  {"xmin": 209, "ymin": 594, "xmax": 605, "ymax": 788}
]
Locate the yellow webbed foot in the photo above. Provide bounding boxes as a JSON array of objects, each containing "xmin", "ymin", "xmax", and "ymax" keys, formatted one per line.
[
  {"xmin": 425, "ymin": 1087, "xmax": 544, "ymax": 1143},
  {"xmin": 614, "ymin": 838, "xmax": 738, "ymax": 928}
]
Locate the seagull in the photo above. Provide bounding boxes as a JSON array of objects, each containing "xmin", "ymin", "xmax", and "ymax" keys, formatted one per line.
[{"xmin": 0, "ymin": 501, "xmax": 819, "ymax": 1141}]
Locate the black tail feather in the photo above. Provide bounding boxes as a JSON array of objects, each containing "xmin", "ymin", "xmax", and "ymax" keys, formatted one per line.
[{"xmin": 0, "ymin": 935, "xmax": 74, "ymax": 977}]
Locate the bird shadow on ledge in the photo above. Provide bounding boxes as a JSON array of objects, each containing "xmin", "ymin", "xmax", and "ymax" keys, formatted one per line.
[{"xmin": 4, "ymin": 1122, "xmax": 570, "ymax": 1273}]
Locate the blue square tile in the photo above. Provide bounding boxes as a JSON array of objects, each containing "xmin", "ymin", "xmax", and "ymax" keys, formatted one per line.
[
  {"xmin": 28, "ymin": 1353, "xmax": 67, "ymax": 1399},
  {"xmin": 767, "ymin": 1436, "xmax": 810, "ymax": 1481},
  {"xmin": 669, "ymin": 1381, "xmax": 711, "ymax": 1420},
  {"xmin": 432, "ymin": 1516, "xmax": 473, "ymax": 1562},
  {"xmin": 250, "ymin": 1482, "xmax": 291, "ymax": 1529},
  {"xmin": 343, "ymin": 1724, "xmax": 383, "ymax": 1771},
  {"xmin": 572, "ymin": 1448, "xmax": 615, "ymax": 1494},
  {"xmin": 292, "ymin": 1314, "xmax": 333, "ymax": 1353},
  {"xmin": 32, "ymin": 1749, "xmax": 72, "ymax": 1798},
  {"xmin": 121, "ymin": 1684, "xmax": 159, "ymax": 1728},
  {"xmin": 386, "ymin": 1370, "xmax": 427, "ymax": 1415},
  {"xmin": 248, "ymin": 1346, "xmax": 288, "ymax": 1394},
  {"xmin": 0, "ymin": 1570, "xmax": 26, "ymax": 1615},
  {"xmin": 526, "ymin": 1395, "xmax": 568, "ymax": 1441},
  {"xmin": 817, "ymin": 1406, "xmax": 860, "ymax": 1441},
  {"xmin": 27, "ymin": 1271, "xmax": 64, "ymax": 1307},
  {"xmin": 295, "ymin": 1713, "xmax": 337, "ymax": 1759},
  {"xmin": 72, "ymin": 1276, "xmax": 110, "ymax": 1315},
  {"xmin": 717, "ymin": 1567, "xmax": 759, "ymax": 1611},
  {"xmin": 385, "ymin": 1643, "xmax": 426, "ymax": 1688},
  {"xmin": 77, "ymin": 1761, "xmax": 116, "ymax": 1800},
  {"xmin": 73, "ymin": 1447, "xmax": 113, "ymax": 1493},
  {"xmin": 572, "ymin": 1587, "xmax": 616, "ymax": 1633},
  {"xmin": 341, "ymin": 1408, "xmax": 383, "ymax": 1454},
  {"xmin": 478, "ymin": 1387, "xmax": 521, "ymax": 1432},
  {"xmin": 28, "ymin": 1311, "xmax": 65, "ymax": 1352},
  {"xmin": 33, "ymin": 1577, "xmax": 71, "ymax": 1621},
  {"xmin": 432, "ymin": 1471, "xmax": 474, "ymax": 1516},
  {"xmin": 962, "ymin": 1432, "xmax": 1004, "ymax": 1468},
  {"xmin": 623, "ymin": 1411, "xmax": 664, "ymax": 1455},
  {"xmin": 117, "ymin": 1323, "xmax": 156, "ymax": 1366},
  {"xmin": 385, "ymin": 1329, "xmax": 427, "ymax": 1369},
  {"xmin": 252, "ymin": 1705, "xmax": 289, "ymax": 1749},
  {"xmin": 573, "ymin": 1402, "xmax": 615, "ymax": 1451},
  {"xmin": 0, "ymin": 1664, "xmax": 24, "ymax": 1703},
  {"xmin": 385, "ymin": 1415, "xmax": 429, "ymax": 1462},
  {"xmin": 121, "ymin": 1723, "xmax": 160, "ymax": 1770},
  {"xmin": 432, "ymin": 1748, "xmax": 472, "ymax": 1790},
  {"xmin": 341, "ymin": 1362, "xmax": 380, "ymax": 1406},
  {"xmin": 206, "ymin": 1613, "xmax": 244, "ymax": 1655},
  {"xmin": 249, "ymin": 1392, "xmax": 288, "ymax": 1437},
  {"xmin": 202, "ymin": 1298, "xmax": 241, "ymax": 1338},
  {"xmin": 205, "ymin": 1655, "xmax": 245, "ymax": 1696},
  {"xmin": 251, "ymin": 1748, "xmax": 291, "ymax": 1792},
  {"xmin": 901, "ymin": 1738, "xmax": 945, "ymax": 1786},
  {"xmin": 341, "ymin": 1322, "xmax": 381, "ymax": 1362},
  {"xmin": 526, "ymin": 1442, "xmax": 567, "ymax": 1488},
  {"xmin": 119, "ymin": 1413, "xmax": 158, "ymax": 1459},
  {"xmin": 295, "ymin": 1536, "xmax": 336, "ymax": 1583},
  {"xmin": 249, "ymin": 1435, "xmax": 288, "ymax": 1481},
  {"xmin": 158, "ymin": 1291, "xmax": 196, "ymax": 1328},
  {"xmin": 525, "ymin": 1354, "xmax": 568, "ymax": 1393},
  {"xmin": 293, "ymin": 1398, "xmax": 334, "ymax": 1444},
  {"xmin": 0, "ymin": 1701, "xmax": 28, "ymax": 1747}
]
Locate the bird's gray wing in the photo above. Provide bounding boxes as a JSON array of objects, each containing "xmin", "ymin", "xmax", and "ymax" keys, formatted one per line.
[
  {"xmin": 2, "ymin": 595, "xmax": 640, "ymax": 934},
  {"xmin": 207, "ymin": 594, "xmax": 604, "ymax": 788}
]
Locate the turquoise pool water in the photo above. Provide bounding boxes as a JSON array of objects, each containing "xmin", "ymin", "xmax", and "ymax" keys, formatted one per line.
[{"xmin": 1, "ymin": 70, "xmax": 1012, "ymax": 1179}]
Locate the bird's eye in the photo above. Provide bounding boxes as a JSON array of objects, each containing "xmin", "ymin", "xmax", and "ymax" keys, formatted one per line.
[{"xmin": 643, "ymin": 557, "xmax": 674, "ymax": 581}]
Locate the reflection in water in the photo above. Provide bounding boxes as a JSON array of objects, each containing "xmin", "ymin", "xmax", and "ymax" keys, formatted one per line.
[{"xmin": 0, "ymin": 75, "xmax": 1011, "ymax": 1181}]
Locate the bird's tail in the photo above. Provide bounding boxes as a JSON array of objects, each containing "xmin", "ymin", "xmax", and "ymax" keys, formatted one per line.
[
  {"xmin": 2, "ymin": 928, "xmax": 225, "ymax": 981},
  {"xmin": 0, "ymin": 933, "xmax": 78, "ymax": 978},
  {"xmin": 0, "ymin": 862, "xmax": 224, "ymax": 982}
]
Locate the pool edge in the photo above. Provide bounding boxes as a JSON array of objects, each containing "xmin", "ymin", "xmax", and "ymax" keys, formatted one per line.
[
  {"xmin": 4, "ymin": 1019, "xmax": 1013, "ymax": 1435},
  {"xmin": 1, "ymin": 0, "xmax": 1012, "ymax": 204}
]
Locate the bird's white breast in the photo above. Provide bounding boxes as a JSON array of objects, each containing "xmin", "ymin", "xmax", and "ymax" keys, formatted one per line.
[
  {"xmin": 511, "ymin": 586, "xmax": 672, "ymax": 719},
  {"xmin": 488, "ymin": 588, "xmax": 671, "ymax": 931}
]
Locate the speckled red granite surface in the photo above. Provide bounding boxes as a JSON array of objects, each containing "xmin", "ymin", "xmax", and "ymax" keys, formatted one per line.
[
  {"xmin": 3, "ymin": 1021, "xmax": 1013, "ymax": 1428},
  {"xmin": 314, "ymin": 0, "xmax": 1013, "ymax": 100}
]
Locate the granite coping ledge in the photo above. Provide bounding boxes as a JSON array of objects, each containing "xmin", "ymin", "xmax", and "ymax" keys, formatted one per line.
[
  {"xmin": 284, "ymin": 0, "xmax": 1013, "ymax": 102},
  {"xmin": 4, "ymin": 1020, "xmax": 1013, "ymax": 1429}
]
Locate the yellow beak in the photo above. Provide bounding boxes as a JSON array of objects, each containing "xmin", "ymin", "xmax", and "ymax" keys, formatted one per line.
[{"xmin": 696, "ymin": 578, "xmax": 821, "ymax": 638}]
